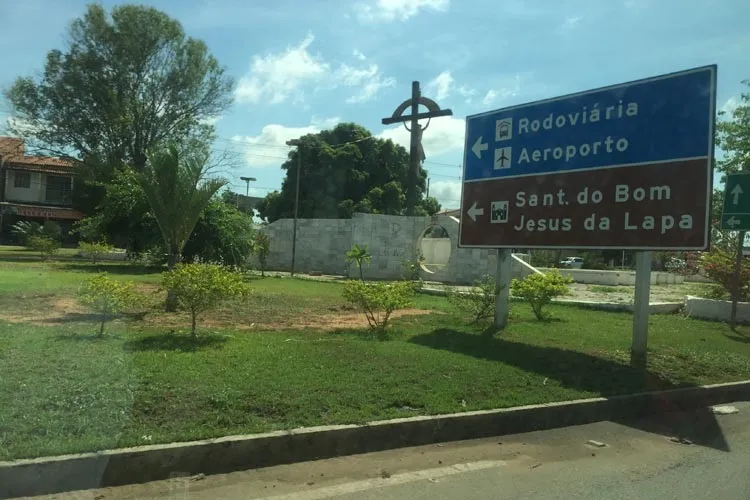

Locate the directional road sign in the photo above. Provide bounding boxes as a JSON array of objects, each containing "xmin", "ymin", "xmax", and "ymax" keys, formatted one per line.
[
  {"xmin": 720, "ymin": 172, "xmax": 750, "ymax": 231},
  {"xmin": 459, "ymin": 66, "xmax": 716, "ymax": 250}
]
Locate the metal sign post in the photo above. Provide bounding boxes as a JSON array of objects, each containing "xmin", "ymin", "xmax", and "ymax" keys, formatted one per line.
[
  {"xmin": 458, "ymin": 66, "xmax": 716, "ymax": 349},
  {"xmin": 721, "ymin": 172, "xmax": 750, "ymax": 329}
]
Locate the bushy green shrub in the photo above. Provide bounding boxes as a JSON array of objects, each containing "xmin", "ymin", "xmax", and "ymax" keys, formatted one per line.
[
  {"xmin": 182, "ymin": 199, "xmax": 256, "ymax": 268},
  {"xmin": 446, "ymin": 274, "xmax": 499, "ymax": 324},
  {"xmin": 511, "ymin": 270, "xmax": 572, "ymax": 320},
  {"xmin": 78, "ymin": 273, "xmax": 140, "ymax": 336},
  {"xmin": 701, "ymin": 249, "xmax": 750, "ymax": 302},
  {"xmin": 342, "ymin": 280, "xmax": 417, "ymax": 338},
  {"xmin": 401, "ymin": 251, "xmax": 424, "ymax": 289},
  {"xmin": 78, "ymin": 241, "xmax": 115, "ymax": 264},
  {"xmin": 345, "ymin": 244, "xmax": 372, "ymax": 281},
  {"xmin": 252, "ymin": 232, "xmax": 270, "ymax": 276},
  {"xmin": 27, "ymin": 235, "xmax": 60, "ymax": 260},
  {"xmin": 162, "ymin": 263, "xmax": 250, "ymax": 336},
  {"xmin": 12, "ymin": 220, "xmax": 62, "ymax": 246}
]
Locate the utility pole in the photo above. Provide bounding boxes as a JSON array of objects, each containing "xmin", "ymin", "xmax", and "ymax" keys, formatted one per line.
[
  {"xmin": 286, "ymin": 140, "xmax": 302, "ymax": 276},
  {"xmin": 426, "ymin": 177, "xmax": 430, "ymax": 198},
  {"xmin": 382, "ymin": 81, "xmax": 452, "ymax": 216}
]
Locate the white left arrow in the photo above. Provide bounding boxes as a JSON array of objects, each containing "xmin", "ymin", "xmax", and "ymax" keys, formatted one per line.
[
  {"xmin": 731, "ymin": 184, "xmax": 744, "ymax": 205},
  {"xmin": 727, "ymin": 216, "xmax": 741, "ymax": 228},
  {"xmin": 467, "ymin": 201, "xmax": 484, "ymax": 222},
  {"xmin": 471, "ymin": 136, "xmax": 488, "ymax": 159}
]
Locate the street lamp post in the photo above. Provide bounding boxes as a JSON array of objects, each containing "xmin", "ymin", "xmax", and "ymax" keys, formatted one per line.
[
  {"xmin": 239, "ymin": 176, "xmax": 256, "ymax": 197},
  {"xmin": 285, "ymin": 140, "xmax": 302, "ymax": 276}
]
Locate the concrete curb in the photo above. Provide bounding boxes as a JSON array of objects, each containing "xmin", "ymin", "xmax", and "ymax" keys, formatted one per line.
[
  {"xmin": 2, "ymin": 380, "xmax": 749, "ymax": 499},
  {"xmin": 555, "ymin": 299, "xmax": 683, "ymax": 314},
  {"xmin": 419, "ymin": 287, "xmax": 683, "ymax": 314}
]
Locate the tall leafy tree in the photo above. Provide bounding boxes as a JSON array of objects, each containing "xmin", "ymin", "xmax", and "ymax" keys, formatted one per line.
[
  {"xmin": 4, "ymin": 3, "xmax": 233, "ymax": 172},
  {"xmin": 256, "ymin": 123, "xmax": 441, "ymax": 222},
  {"xmin": 716, "ymin": 81, "xmax": 750, "ymax": 177},
  {"xmin": 714, "ymin": 81, "xmax": 750, "ymax": 251}
]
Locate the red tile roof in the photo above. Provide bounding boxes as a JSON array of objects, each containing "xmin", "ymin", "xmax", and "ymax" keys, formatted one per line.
[
  {"xmin": 0, "ymin": 137, "xmax": 24, "ymax": 157},
  {"xmin": 0, "ymin": 136, "xmax": 74, "ymax": 170}
]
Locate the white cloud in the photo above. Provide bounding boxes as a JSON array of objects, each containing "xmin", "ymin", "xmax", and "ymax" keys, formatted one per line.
[
  {"xmin": 429, "ymin": 180, "xmax": 462, "ymax": 207},
  {"xmin": 235, "ymin": 34, "xmax": 329, "ymax": 105},
  {"xmin": 355, "ymin": 0, "xmax": 449, "ymax": 22},
  {"xmin": 426, "ymin": 71, "xmax": 454, "ymax": 101},
  {"xmin": 378, "ymin": 115, "xmax": 465, "ymax": 158},
  {"xmin": 346, "ymin": 77, "xmax": 397, "ymax": 103},
  {"xmin": 482, "ymin": 90, "xmax": 498, "ymax": 106},
  {"xmin": 482, "ymin": 74, "xmax": 524, "ymax": 106},
  {"xmin": 236, "ymin": 35, "xmax": 394, "ymax": 105},
  {"xmin": 457, "ymin": 85, "xmax": 477, "ymax": 103},
  {"xmin": 199, "ymin": 115, "xmax": 222, "ymax": 127},
  {"xmin": 721, "ymin": 96, "xmax": 741, "ymax": 117},
  {"xmin": 558, "ymin": 15, "xmax": 582, "ymax": 33},
  {"xmin": 353, "ymin": 49, "xmax": 367, "ymax": 61},
  {"xmin": 231, "ymin": 117, "xmax": 341, "ymax": 167},
  {"xmin": 331, "ymin": 63, "xmax": 396, "ymax": 103}
]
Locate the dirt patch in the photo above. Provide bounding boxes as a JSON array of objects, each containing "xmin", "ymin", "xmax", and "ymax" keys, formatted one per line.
[
  {"xmin": 0, "ymin": 297, "xmax": 92, "ymax": 325},
  {"xmin": 138, "ymin": 308, "xmax": 435, "ymax": 332},
  {"xmin": 0, "ymin": 281, "xmax": 435, "ymax": 332},
  {"xmin": 0, "ymin": 284, "xmax": 161, "ymax": 326}
]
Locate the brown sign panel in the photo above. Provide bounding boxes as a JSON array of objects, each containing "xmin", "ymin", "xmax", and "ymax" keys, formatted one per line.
[{"xmin": 459, "ymin": 159, "xmax": 709, "ymax": 249}]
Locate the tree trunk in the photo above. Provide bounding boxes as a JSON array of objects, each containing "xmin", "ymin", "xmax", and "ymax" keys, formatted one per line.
[
  {"xmin": 191, "ymin": 312, "xmax": 197, "ymax": 337},
  {"xmin": 165, "ymin": 244, "xmax": 180, "ymax": 312}
]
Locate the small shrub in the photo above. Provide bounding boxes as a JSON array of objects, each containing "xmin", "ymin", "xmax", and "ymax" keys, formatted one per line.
[
  {"xmin": 27, "ymin": 235, "xmax": 60, "ymax": 260},
  {"xmin": 252, "ymin": 232, "xmax": 270, "ymax": 277},
  {"xmin": 11, "ymin": 220, "xmax": 42, "ymax": 245},
  {"xmin": 345, "ymin": 243, "xmax": 372, "ymax": 281},
  {"xmin": 511, "ymin": 270, "xmax": 572, "ymax": 320},
  {"xmin": 401, "ymin": 251, "xmax": 425, "ymax": 290},
  {"xmin": 78, "ymin": 241, "xmax": 115, "ymax": 264},
  {"xmin": 701, "ymin": 249, "xmax": 750, "ymax": 302},
  {"xmin": 446, "ymin": 274, "xmax": 499, "ymax": 324},
  {"xmin": 162, "ymin": 263, "xmax": 250, "ymax": 336},
  {"xmin": 42, "ymin": 221, "xmax": 62, "ymax": 241},
  {"xmin": 342, "ymin": 280, "xmax": 416, "ymax": 338},
  {"xmin": 78, "ymin": 273, "xmax": 140, "ymax": 336}
]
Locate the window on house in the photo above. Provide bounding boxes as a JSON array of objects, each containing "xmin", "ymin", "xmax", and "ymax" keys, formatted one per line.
[
  {"xmin": 13, "ymin": 172, "xmax": 31, "ymax": 189},
  {"xmin": 45, "ymin": 175, "xmax": 73, "ymax": 204}
]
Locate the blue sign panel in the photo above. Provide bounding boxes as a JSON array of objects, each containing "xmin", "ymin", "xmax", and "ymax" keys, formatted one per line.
[{"xmin": 463, "ymin": 66, "xmax": 715, "ymax": 182}]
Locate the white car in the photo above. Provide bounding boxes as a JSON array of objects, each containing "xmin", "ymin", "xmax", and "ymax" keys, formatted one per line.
[{"xmin": 559, "ymin": 257, "xmax": 584, "ymax": 269}]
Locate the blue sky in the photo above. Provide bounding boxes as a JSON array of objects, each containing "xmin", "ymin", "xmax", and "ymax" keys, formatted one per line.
[{"xmin": 1, "ymin": 0, "xmax": 748, "ymax": 209}]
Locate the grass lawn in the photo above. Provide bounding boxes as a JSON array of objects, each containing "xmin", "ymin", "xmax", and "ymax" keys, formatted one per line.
[{"xmin": 1, "ymin": 258, "xmax": 749, "ymax": 461}]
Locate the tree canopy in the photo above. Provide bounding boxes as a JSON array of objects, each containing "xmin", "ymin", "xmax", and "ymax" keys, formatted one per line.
[
  {"xmin": 713, "ymin": 80, "xmax": 750, "ymax": 251},
  {"xmin": 4, "ymin": 3, "xmax": 233, "ymax": 171},
  {"xmin": 716, "ymin": 81, "xmax": 750, "ymax": 177},
  {"xmin": 256, "ymin": 123, "xmax": 441, "ymax": 222}
]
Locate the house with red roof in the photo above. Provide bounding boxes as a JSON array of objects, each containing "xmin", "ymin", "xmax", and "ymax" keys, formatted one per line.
[{"xmin": 0, "ymin": 137, "xmax": 84, "ymax": 239}]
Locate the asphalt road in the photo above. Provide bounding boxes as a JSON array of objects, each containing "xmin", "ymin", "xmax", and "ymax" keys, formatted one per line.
[{"xmin": 19, "ymin": 402, "xmax": 750, "ymax": 500}]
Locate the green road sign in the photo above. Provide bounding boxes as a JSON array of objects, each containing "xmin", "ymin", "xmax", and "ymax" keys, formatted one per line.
[{"xmin": 721, "ymin": 173, "xmax": 750, "ymax": 231}]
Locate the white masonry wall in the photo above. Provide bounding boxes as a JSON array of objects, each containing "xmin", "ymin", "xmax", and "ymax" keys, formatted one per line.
[{"xmin": 258, "ymin": 213, "xmax": 534, "ymax": 284}]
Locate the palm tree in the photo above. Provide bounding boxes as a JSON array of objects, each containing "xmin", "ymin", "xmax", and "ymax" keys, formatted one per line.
[
  {"xmin": 137, "ymin": 144, "xmax": 227, "ymax": 310},
  {"xmin": 345, "ymin": 243, "xmax": 372, "ymax": 281}
]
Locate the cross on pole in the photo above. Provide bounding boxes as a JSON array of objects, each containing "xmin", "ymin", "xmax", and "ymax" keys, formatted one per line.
[{"xmin": 382, "ymin": 81, "xmax": 453, "ymax": 216}]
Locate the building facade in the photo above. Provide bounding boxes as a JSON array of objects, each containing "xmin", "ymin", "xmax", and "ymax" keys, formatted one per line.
[{"xmin": 0, "ymin": 137, "xmax": 83, "ymax": 241}]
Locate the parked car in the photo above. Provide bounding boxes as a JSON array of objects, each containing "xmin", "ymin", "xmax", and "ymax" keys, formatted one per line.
[
  {"xmin": 665, "ymin": 257, "xmax": 687, "ymax": 271},
  {"xmin": 559, "ymin": 257, "xmax": 584, "ymax": 269}
]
